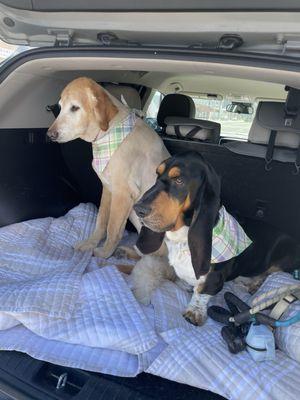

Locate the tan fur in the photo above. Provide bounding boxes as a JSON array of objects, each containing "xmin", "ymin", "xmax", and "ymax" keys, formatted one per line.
[
  {"xmin": 156, "ymin": 162, "xmax": 166, "ymax": 176},
  {"xmin": 131, "ymin": 256, "xmax": 176, "ymax": 305},
  {"xmin": 143, "ymin": 189, "xmax": 191, "ymax": 233},
  {"xmin": 145, "ymin": 191, "xmax": 183, "ymax": 231},
  {"xmin": 168, "ymin": 166, "xmax": 181, "ymax": 178},
  {"xmin": 235, "ymin": 265, "xmax": 281, "ymax": 294},
  {"xmin": 48, "ymin": 77, "xmax": 169, "ymax": 258},
  {"xmin": 116, "ymin": 264, "xmax": 135, "ymax": 274}
]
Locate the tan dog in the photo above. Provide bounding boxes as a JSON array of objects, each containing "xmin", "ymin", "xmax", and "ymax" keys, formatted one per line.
[{"xmin": 47, "ymin": 77, "xmax": 169, "ymax": 258}]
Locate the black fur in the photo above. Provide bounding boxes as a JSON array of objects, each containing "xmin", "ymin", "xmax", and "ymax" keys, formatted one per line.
[{"xmin": 136, "ymin": 226, "xmax": 165, "ymax": 255}]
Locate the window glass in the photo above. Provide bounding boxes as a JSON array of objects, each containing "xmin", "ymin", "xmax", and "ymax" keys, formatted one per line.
[
  {"xmin": 190, "ymin": 94, "xmax": 257, "ymax": 140},
  {"xmin": 145, "ymin": 90, "xmax": 164, "ymax": 130},
  {"xmin": 146, "ymin": 90, "xmax": 164, "ymax": 118}
]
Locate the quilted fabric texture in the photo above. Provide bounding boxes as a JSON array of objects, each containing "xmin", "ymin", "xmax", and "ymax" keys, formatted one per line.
[
  {"xmin": 252, "ymin": 272, "xmax": 300, "ymax": 364},
  {"xmin": 0, "ymin": 204, "xmax": 299, "ymax": 400}
]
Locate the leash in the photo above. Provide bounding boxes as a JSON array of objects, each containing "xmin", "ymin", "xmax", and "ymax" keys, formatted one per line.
[
  {"xmin": 207, "ymin": 283, "xmax": 300, "ymax": 358},
  {"xmin": 231, "ymin": 284, "xmax": 300, "ymax": 326}
]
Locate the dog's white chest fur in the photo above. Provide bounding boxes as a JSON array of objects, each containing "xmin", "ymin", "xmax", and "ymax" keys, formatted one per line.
[{"xmin": 165, "ymin": 226, "xmax": 204, "ymax": 287}]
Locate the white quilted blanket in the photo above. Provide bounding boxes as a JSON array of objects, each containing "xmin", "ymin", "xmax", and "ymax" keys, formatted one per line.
[{"xmin": 0, "ymin": 203, "xmax": 299, "ymax": 400}]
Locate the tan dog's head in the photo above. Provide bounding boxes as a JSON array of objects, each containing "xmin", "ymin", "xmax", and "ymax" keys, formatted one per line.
[{"xmin": 47, "ymin": 77, "xmax": 118, "ymax": 143}]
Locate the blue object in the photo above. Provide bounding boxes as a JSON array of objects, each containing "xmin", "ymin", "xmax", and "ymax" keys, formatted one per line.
[
  {"xmin": 275, "ymin": 312, "xmax": 300, "ymax": 327},
  {"xmin": 246, "ymin": 323, "xmax": 276, "ymax": 362}
]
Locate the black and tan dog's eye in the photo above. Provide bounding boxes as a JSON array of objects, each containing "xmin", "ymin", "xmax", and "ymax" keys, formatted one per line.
[
  {"xmin": 70, "ymin": 105, "xmax": 80, "ymax": 112},
  {"xmin": 175, "ymin": 177, "xmax": 184, "ymax": 185}
]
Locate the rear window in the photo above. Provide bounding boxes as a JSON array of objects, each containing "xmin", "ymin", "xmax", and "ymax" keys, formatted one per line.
[{"xmin": 189, "ymin": 94, "xmax": 257, "ymax": 140}]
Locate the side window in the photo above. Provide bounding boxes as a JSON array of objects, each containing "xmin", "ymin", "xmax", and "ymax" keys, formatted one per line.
[
  {"xmin": 145, "ymin": 90, "xmax": 164, "ymax": 131},
  {"xmin": 146, "ymin": 90, "xmax": 164, "ymax": 118},
  {"xmin": 190, "ymin": 94, "xmax": 257, "ymax": 140}
]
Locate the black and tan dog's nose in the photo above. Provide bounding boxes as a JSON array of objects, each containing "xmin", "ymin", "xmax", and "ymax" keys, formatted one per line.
[
  {"xmin": 47, "ymin": 129, "xmax": 59, "ymax": 141},
  {"xmin": 134, "ymin": 203, "xmax": 151, "ymax": 218}
]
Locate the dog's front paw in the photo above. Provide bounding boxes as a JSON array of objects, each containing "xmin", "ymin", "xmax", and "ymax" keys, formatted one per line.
[
  {"xmin": 74, "ymin": 238, "xmax": 98, "ymax": 252},
  {"xmin": 183, "ymin": 306, "xmax": 207, "ymax": 326}
]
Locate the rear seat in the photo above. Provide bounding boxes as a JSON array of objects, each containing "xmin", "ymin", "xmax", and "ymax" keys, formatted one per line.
[
  {"xmin": 104, "ymin": 83, "xmax": 142, "ymax": 111},
  {"xmin": 224, "ymin": 101, "xmax": 300, "ymax": 172},
  {"xmin": 157, "ymin": 93, "xmax": 220, "ymax": 144}
]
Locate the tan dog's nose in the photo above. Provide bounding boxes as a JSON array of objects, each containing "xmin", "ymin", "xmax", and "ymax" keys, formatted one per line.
[{"xmin": 47, "ymin": 128, "xmax": 59, "ymax": 141}]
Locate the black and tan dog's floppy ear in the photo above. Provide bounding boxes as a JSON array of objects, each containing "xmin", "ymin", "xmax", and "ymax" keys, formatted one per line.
[
  {"xmin": 188, "ymin": 164, "xmax": 221, "ymax": 279},
  {"xmin": 136, "ymin": 226, "xmax": 165, "ymax": 255}
]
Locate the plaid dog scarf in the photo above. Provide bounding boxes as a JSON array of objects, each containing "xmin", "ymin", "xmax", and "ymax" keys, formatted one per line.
[
  {"xmin": 211, "ymin": 206, "xmax": 252, "ymax": 263},
  {"xmin": 92, "ymin": 112, "xmax": 137, "ymax": 175},
  {"xmin": 165, "ymin": 206, "xmax": 252, "ymax": 264}
]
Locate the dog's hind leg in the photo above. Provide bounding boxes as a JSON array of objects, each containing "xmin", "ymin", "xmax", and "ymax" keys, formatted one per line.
[
  {"xmin": 93, "ymin": 190, "xmax": 134, "ymax": 259},
  {"xmin": 74, "ymin": 187, "xmax": 111, "ymax": 251}
]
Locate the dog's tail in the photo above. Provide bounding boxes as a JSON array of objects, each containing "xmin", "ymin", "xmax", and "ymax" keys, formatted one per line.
[{"xmin": 131, "ymin": 255, "xmax": 176, "ymax": 305}]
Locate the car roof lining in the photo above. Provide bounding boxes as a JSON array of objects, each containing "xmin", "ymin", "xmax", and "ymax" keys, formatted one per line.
[{"xmin": 0, "ymin": 56, "xmax": 299, "ymax": 129}]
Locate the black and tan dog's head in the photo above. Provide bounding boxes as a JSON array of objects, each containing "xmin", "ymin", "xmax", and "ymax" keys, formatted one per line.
[{"xmin": 134, "ymin": 151, "xmax": 221, "ymax": 278}]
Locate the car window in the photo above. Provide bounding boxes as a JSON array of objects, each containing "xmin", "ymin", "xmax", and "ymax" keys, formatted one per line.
[
  {"xmin": 189, "ymin": 94, "xmax": 257, "ymax": 140},
  {"xmin": 145, "ymin": 90, "xmax": 164, "ymax": 130},
  {"xmin": 146, "ymin": 90, "xmax": 164, "ymax": 119}
]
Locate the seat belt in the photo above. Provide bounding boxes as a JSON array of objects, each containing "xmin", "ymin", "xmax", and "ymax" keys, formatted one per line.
[
  {"xmin": 174, "ymin": 125, "xmax": 203, "ymax": 140},
  {"xmin": 185, "ymin": 126, "xmax": 203, "ymax": 139},
  {"xmin": 265, "ymin": 130, "xmax": 277, "ymax": 171},
  {"xmin": 174, "ymin": 125, "xmax": 183, "ymax": 138}
]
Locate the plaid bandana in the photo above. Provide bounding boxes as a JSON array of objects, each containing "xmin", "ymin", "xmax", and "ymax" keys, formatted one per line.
[
  {"xmin": 92, "ymin": 112, "xmax": 137, "ymax": 175},
  {"xmin": 211, "ymin": 206, "xmax": 252, "ymax": 263},
  {"xmin": 165, "ymin": 206, "xmax": 252, "ymax": 264}
]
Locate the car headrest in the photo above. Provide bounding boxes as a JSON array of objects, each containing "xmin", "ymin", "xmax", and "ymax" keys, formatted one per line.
[
  {"xmin": 165, "ymin": 117, "xmax": 220, "ymax": 143},
  {"xmin": 157, "ymin": 94, "xmax": 195, "ymax": 128},
  {"xmin": 249, "ymin": 102, "xmax": 300, "ymax": 149},
  {"xmin": 104, "ymin": 84, "xmax": 142, "ymax": 110}
]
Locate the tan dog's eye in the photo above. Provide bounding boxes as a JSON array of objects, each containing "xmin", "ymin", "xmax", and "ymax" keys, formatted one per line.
[
  {"xmin": 175, "ymin": 177, "xmax": 183, "ymax": 185},
  {"xmin": 70, "ymin": 105, "xmax": 80, "ymax": 112}
]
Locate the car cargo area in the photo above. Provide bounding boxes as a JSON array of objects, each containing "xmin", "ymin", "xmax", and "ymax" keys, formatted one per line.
[{"xmin": 0, "ymin": 49, "xmax": 299, "ymax": 400}]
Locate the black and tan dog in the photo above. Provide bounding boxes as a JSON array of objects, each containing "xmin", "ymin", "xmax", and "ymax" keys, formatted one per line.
[{"xmin": 132, "ymin": 151, "xmax": 299, "ymax": 325}]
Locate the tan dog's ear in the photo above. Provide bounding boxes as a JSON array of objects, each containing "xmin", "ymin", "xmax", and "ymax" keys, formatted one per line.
[{"xmin": 91, "ymin": 84, "xmax": 118, "ymax": 131}]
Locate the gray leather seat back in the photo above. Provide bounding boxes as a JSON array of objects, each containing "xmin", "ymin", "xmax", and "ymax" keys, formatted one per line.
[
  {"xmin": 224, "ymin": 101, "xmax": 300, "ymax": 165},
  {"xmin": 249, "ymin": 102, "xmax": 300, "ymax": 149}
]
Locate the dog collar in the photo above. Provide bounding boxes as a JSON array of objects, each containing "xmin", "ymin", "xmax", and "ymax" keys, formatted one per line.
[
  {"xmin": 165, "ymin": 206, "xmax": 252, "ymax": 264},
  {"xmin": 92, "ymin": 111, "xmax": 137, "ymax": 175}
]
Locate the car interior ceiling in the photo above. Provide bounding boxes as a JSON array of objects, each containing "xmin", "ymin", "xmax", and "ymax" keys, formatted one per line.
[{"xmin": 0, "ymin": 58, "xmax": 300, "ymax": 399}]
